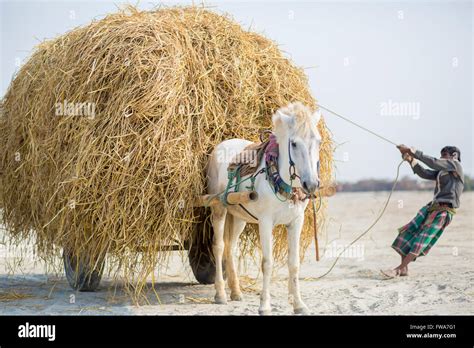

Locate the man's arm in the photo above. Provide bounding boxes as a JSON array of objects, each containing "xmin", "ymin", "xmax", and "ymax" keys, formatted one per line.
[
  {"xmin": 412, "ymin": 149, "xmax": 458, "ymax": 172},
  {"xmin": 409, "ymin": 158, "xmax": 438, "ymax": 180}
]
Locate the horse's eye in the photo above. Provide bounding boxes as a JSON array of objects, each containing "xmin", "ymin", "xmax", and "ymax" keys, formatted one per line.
[{"xmin": 291, "ymin": 142, "xmax": 297, "ymax": 148}]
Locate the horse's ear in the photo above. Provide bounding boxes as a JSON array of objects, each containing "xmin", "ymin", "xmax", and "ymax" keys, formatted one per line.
[
  {"xmin": 313, "ymin": 109, "xmax": 322, "ymax": 125},
  {"xmin": 272, "ymin": 110, "xmax": 295, "ymax": 131}
]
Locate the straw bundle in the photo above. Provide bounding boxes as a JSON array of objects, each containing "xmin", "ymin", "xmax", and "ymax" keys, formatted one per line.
[{"xmin": 0, "ymin": 6, "xmax": 333, "ymax": 292}]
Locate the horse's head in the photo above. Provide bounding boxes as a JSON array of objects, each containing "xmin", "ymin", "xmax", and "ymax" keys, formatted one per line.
[{"xmin": 272, "ymin": 102, "xmax": 322, "ymax": 195}]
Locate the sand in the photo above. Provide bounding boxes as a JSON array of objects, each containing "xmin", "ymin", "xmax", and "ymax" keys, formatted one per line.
[{"xmin": 1, "ymin": 191, "xmax": 472, "ymax": 315}]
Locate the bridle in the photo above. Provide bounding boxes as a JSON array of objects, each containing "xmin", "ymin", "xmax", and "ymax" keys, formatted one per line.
[
  {"xmin": 287, "ymin": 138, "xmax": 320, "ymax": 190},
  {"xmin": 287, "ymin": 139, "xmax": 299, "ymax": 182}
]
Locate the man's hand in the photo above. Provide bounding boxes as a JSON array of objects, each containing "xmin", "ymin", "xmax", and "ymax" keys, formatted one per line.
[
  {"xmin": 402, "ymin": 152, "xmax": 414, "ymax": 163},
  {"xmin": 397, "ymin": 144, "xmax": 414, "ymax": 155}
]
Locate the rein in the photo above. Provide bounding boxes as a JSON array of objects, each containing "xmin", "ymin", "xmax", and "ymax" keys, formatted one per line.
[{"xmin": 287, "ymin": 139, "xmax": 300, "ymax": 183}]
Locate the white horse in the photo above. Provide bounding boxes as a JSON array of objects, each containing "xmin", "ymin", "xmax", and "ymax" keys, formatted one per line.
[{"xmin": 206, "ymin": 102, "xmax": 322, "ymax": 315}]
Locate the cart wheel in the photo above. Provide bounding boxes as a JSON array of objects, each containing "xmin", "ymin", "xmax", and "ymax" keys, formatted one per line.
[
  {"xmin": 63, "ymin": 249, "xmax": 105, "ymax": 292},
  {"xmin": 188, "ymin": 209, "xmax": 226, "ymax": 284}
]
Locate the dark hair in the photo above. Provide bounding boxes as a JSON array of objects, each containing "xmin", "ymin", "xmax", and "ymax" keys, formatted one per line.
[{"xmin": 441, "ymin": 146, "xmax": 461, "ymax": 162}]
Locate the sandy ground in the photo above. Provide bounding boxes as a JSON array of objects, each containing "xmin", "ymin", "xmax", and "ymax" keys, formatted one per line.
[{"xmin": 1, "ymin": 191, "xmax": 473, "ymax": 315}]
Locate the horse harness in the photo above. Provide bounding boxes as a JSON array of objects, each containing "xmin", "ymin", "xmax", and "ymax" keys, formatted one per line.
[{"xmin": 224, "ymin": 132, "xmax": 308, "ymax": 221}]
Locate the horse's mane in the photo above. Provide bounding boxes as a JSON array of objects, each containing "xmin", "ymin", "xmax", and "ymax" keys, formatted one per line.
[{"xmin": 278, "ymin": 102, "xmax": 316, "ymax": 138}]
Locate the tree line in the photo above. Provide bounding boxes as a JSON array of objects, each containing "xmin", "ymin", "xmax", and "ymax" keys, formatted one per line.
[{"xmin": 337, "ymin": 175, "xmax": 474, "ymax": 192}]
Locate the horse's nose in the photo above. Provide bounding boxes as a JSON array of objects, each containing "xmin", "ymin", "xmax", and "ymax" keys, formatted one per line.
[{"xmin": 302, "ymin": 180, "xmax": 319, "ymax": 194}]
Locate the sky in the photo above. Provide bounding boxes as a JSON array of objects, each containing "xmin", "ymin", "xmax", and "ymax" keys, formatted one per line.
[{"xmin": 1, "ymin": 0, "xmax": 472, "ymax": 181}]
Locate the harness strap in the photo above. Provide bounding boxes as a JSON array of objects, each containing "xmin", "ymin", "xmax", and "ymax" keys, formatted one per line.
[
  {"xmin": 238, "ymin": 203, "xmax": 259, "ymax": 221},
  {"xmin": 287, "ymin": 139, "xmax": 299, "ymax": 181},
  {"xmin": 265, "ymin": 145, "xmax": 305, "ymax": 202},
  {"xmin": 222, "ymin": 131, "xmax": 307, "ymax": 218}
]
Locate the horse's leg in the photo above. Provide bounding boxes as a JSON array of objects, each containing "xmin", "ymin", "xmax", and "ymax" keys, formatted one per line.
[
  {"xmin": 224, "ymin": 214, "xmax": 246, "ymax": 301},
  {"xmin": 258, "ymin": 218, "xmax": 273, "ymax": 315},
  {"xmin": 287, "ymin": 214, "xmax": 309, "ymax": 314},
  {"xmin": 211, "ymin": 206, "xmax": 227, "ymax": 304}
]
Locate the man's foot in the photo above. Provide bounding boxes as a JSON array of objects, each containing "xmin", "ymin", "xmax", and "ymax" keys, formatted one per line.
[
  {"xmin": 399, "ymin": 268, "xmax": 408, "ymax": 276},
  {"xmin": 380, "ymin": 269, "xmax": 400, "ymax": 279}
]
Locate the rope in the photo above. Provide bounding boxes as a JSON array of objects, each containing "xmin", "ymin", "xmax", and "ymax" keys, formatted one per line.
[
  {"xmin": 305, "ymin": 103, "xmax": 403, "ymax": 277},
  {"xmin": 267, "ymin": 167, "xmax": 295, "ymax": 203},
  {"xmin": 209, "ymin": 104, "xmax": 403, "ymax": 279},
  {"xmin": 318, "ymin": 104, "xmax": 398, "ymax": 146},
  {"xmin": 313, "ymin": 159, "xmax": 404, "ymax": 279}
]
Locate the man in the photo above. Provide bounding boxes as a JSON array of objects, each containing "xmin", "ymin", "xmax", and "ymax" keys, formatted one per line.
[{"xmin": 381, "ymin": 145, "xmax": 464, "ymax": 278}]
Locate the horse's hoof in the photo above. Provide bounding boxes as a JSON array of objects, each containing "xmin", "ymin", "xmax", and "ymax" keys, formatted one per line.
[
  {"xmin": 214, "ymin": 295, "xmax": 228, "ymax": 305},
  {"xmin": 294, "ymin": 306, "xmax": 310, "ymax": 315},
  {"xmin": 230, "ymin": 292, "xmax": 243, "ymax": 301},
  {"xmin": 258, "ymin": 308, "xmax": 272, "ymax": 316}
]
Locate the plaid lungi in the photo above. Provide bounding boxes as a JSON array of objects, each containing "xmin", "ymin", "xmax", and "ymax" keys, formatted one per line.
[{"xmin": 391, "ymin": 203, "xmax": 453, "ymax": 259}]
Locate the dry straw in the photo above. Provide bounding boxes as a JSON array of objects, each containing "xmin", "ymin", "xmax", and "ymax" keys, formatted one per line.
[
  {"xmin": 0, "ymin": 290, "xmax": 35, "ymax": 302},
  {"xmin": 0, "ymin": 6, "xmax": 333, "ymax": 297}
]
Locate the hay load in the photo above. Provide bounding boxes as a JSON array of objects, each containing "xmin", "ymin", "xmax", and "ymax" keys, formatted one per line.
[{"xmin": 0, "ymin": 6, "xmax": 333, "ymax": 293}]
